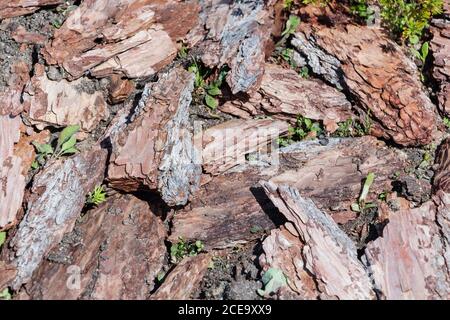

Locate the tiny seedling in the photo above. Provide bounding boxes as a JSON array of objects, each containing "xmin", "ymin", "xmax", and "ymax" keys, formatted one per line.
[
  {"xmin": 411, "ymin": 42, "xmax": 429, "ymax": 80},
  {"xmin": 350, "ymin": 0, "xmax": 375, "ymax": 21},
  {"xmin": 281, "ymin": 15, "xmax": 301, "ymax": 37},
  {"xmin": 0, "ymin": 231, "xmax": 6, "ymax": 248},
  {"xmin": 188, "ymin": 60, "xmax": 228, "ymax": 110},
  {"xmin": 86, "ymin": 185, "xmax": 107, "ymax": 206},
  {"xmin": 351, "ymin": 172, "xmax": 377, "ymax": 213},
  {"xmin": 31, "ymin": 125, "xmax": 80, "ymax": 169},
  {"xmin": 257, "ymin": 268, "xmax": 287, "ymax": 297},
  {"xmin": 278, "ymin": 115, "xmax": 322, "ymax": 146},
  {"xmin": 283, "ymin": 0, "xmax": 294, "ymax": 11},
  {"xmin": 443, "ymin": 117, "xmax": 450, "ymax": 129},
  {"xmin": 250, "ymin": 225, "xmax": 264, "ymax": 234},
  {"xmin": 299, "ymin": 66, "xmax": 309, "ymax": 79},
  {"xmin": 170, "ymin": 237, "xmax": 204, "ymax": 264},
  {"xmin": 177, "ymin": 42, "xmax": 189, "ymax": 59},
  {"xmin": 0, "ymin": 288, "xmax": 11, "ymax": 300}
]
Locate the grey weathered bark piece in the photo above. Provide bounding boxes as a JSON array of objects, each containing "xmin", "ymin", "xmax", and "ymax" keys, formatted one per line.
[
  {"xmin": 16, "ymin": 194, "xmax": 167, "ymax": 300},
  {"xmin": 107, "ymin": 67, "xmax": 201, "ymax": 206},
  {"xmin": 220, "ymin": 63, "xmax": 353, "ymax": 132},
  {"xmin": 291, "ymin": 23, "xmax": 436, "ymax": 146},
  {"xmin": 194, "ymin": 0, "xmax": 275, "ymax": 94},
  {"xmin": 8, "ymin": 148, "xmax": 107, "ymax": 290},
  {"xmin": 151, "ymin": 254, "xmax": 212, "ymax": 300},
  {"xmin": 260, "ymin": 181, "xmax": 375, "ymax": 300}
]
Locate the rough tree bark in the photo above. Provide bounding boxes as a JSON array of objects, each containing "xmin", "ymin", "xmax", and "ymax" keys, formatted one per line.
[
  {"xmin": 0, "ymin": 0, "xmax": 63, "ymax": 19},
  {"xmin": 14, "ymin": 194, "xmax": 167, "ymax": 300},
  {"xmin": 7, "ymin": 148, "xmax": 107, "ymax": 290},
  {"xmin": 220, "ymin": 63, "xmax": 353, "ymax": 132},
  {"xmin": 42, "ymin": 0, "xmax": 198, "ymax": 80},
  {"xmin": 259, "ymin": 181, "xmax": 375, "ymax": 300},
  {"xmin": 191, "ymin": 0, "xmax": 276, "ymax": 94},
  {"xmin": 107, "ymin": 67, "xmax": 201, "ymax": 206},
  {"xmin": 0, "ymin": 117, "xmax": 48, "ymax": 231},
  {"xmin": 270, "ymin": 136, "xmax": 408, "ymax": 216},
  {"xmin": 199, "ymin": 118, "xmax": 288, "ymax": 175},
  {"xmin": 291, "ymin": 21, "xmax": 436, "ymax": 146},
  {"xmin": 23, "ymin": 64, "xmax": 109, "ymax": 132},
  {"xmin": 151, "ymin": 254, "xmax": 212, "ymax": 300},
  {"xmin": 169, "ymin": 171, "xmax": 278, "ymax": 250},
  {"xmin": 363, "ymin": 138, "xmax": 450, "ymax": 300}
]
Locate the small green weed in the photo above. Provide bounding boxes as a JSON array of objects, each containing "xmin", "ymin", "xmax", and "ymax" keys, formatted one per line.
[
  {"xmin": 278, "ymin": 115, "xmax": 322, "ymax": 147},
  {"xmin": 351, "ymin": 172, "xmax": 377, "ymax": 213},
  {"xmin": 86, "ymin": 185, "xmax": 107, "ymax": 206},
  {"xmin": 188, "ymin": 60, "xmax": 228, "ymax": 110},
  {"xmin": 31, "ymin": 125, "xmax": 80, "ymax": 169},
  {"xmin": 170, "ymin": 237, "xmax": 204, "ymax": 264},
  {"xmin": 0, "ymin": 288, "xmax": 11, "ymax": 300}
]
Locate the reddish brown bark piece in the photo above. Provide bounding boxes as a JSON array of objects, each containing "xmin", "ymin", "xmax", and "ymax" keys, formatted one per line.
[
  {"xmin": 169, "ymin": 171, "xmax": 277, "ymax": 250},
  {"xmin": 17, "ymin": 194, "xmax": 167, "ymax": 300},
  {"xmin": 7, "ymin": 148, "xmax": 107, "ymax": 290},
  {"xmin": 195, "ymin": 0, "xmax": 275, "ymax": 94},
  {"xmin": 0, "ymin": 0, "xmax": 62, "ymax": 19},
  {"xmin": 220, "ymin": 63, "xmax": 353, "ymax": 132},
  {"xmin": 431, "ymin": 2, "xmax": 450, "ymax": 115},
  {"xmin": 108, "ymin": 75, "xmax": 135, "ymax": 104},
  {"xmin": 42, "ymin": 0, "xmax": 197, "ymax": 79},
  {"xmin": 0, "ymin": 120, "xmax": 49, "ymax": 232},
  {"xmin": 199, "ymin": 118, "xmax": 288, "ymax": 175},
  {"xmin": 23, "ymin": 64, "xmax": 109, "ymax": 132},
  {"xmin": 260, "ymin": 181, "xmax": 375, "ymax": 300},
  {"xmin": 0, "ymin": 262, "xmax": 17, "ymax": 291},
  {"xmin": 11, "ymin": 26, "xmax": 47, "ymax": 45},
  {"xmin": 90, "ymin": 28, "xmax": 177, "ymax": 79},
  {"xmin": 292, "ymin": 24, "xmax": 436, "ymax": 146},
  {"xmin": 363, "ymin": 138, "xmax": 450, "ymax": 300},
  {"xmin": 107, "ymin": 67, "xmax": 201, "ymax": 206},
  {"xmin": 0, "ymin": 116, "xmax": 25, "ymax": 231},
  {"xmin": 270, "ymin": 136, "xmax": 408, "ymax": 214},
  {"xmin": 151, "ymin": 254, "xmax": 211, "ymax": 300}
]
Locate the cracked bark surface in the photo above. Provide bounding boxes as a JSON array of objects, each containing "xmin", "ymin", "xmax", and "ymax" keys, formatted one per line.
[
  {"xmin": 0, "ymin": 1, "xmax": 63, "ymax": 19},
  {"xmin": 220, "ymin": 63, "xmax": 353, "ymax": 132},
  {"xmin": 0, "ymin": 117, "xmax": 48, "ymax": 231},
  {"xmin": 193, "ymin": 0, "xmax": 275, "ymax": 94},
  {"xmin": 259, "ymin": 181, "xmax": 375, "ymax": 300},
  {"xmin": 199, "ymin": 118, "xmax": 288, "ymax": 175},
  {"xmin": 169, "ymin": 171, "xmax": 278, "ymax": 250},
  {"xmin": 14, "ymin": 194, "xmax": 167, "ymax": 300},
  {"xmin": 363, "ymin": 138, "xmax": 450, "ymax": 300},
  {"xmin": 6, "ymin": 148, "xmax": 107, "ymax": 290},
  {"xmin": 292, "ymin": 23, "xmax": 436, "ymax": 146},
  {"xmin": 23, "ymin": 64, "xmax": 109, "ymax": 132},
  {"xmin": 107, "ymin": 67, "xmax": 201, "ymax": 206},
  {"xmin": 270, "ymin": 136, "xmax": 408, "ymax": 216},
  {"xmin": 42, "ymin": 0, "xmax": 198, "ymax": 80},
  {"xmin": 151, "ymin": 254, "xmax": 211, "ymax": 300}
]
